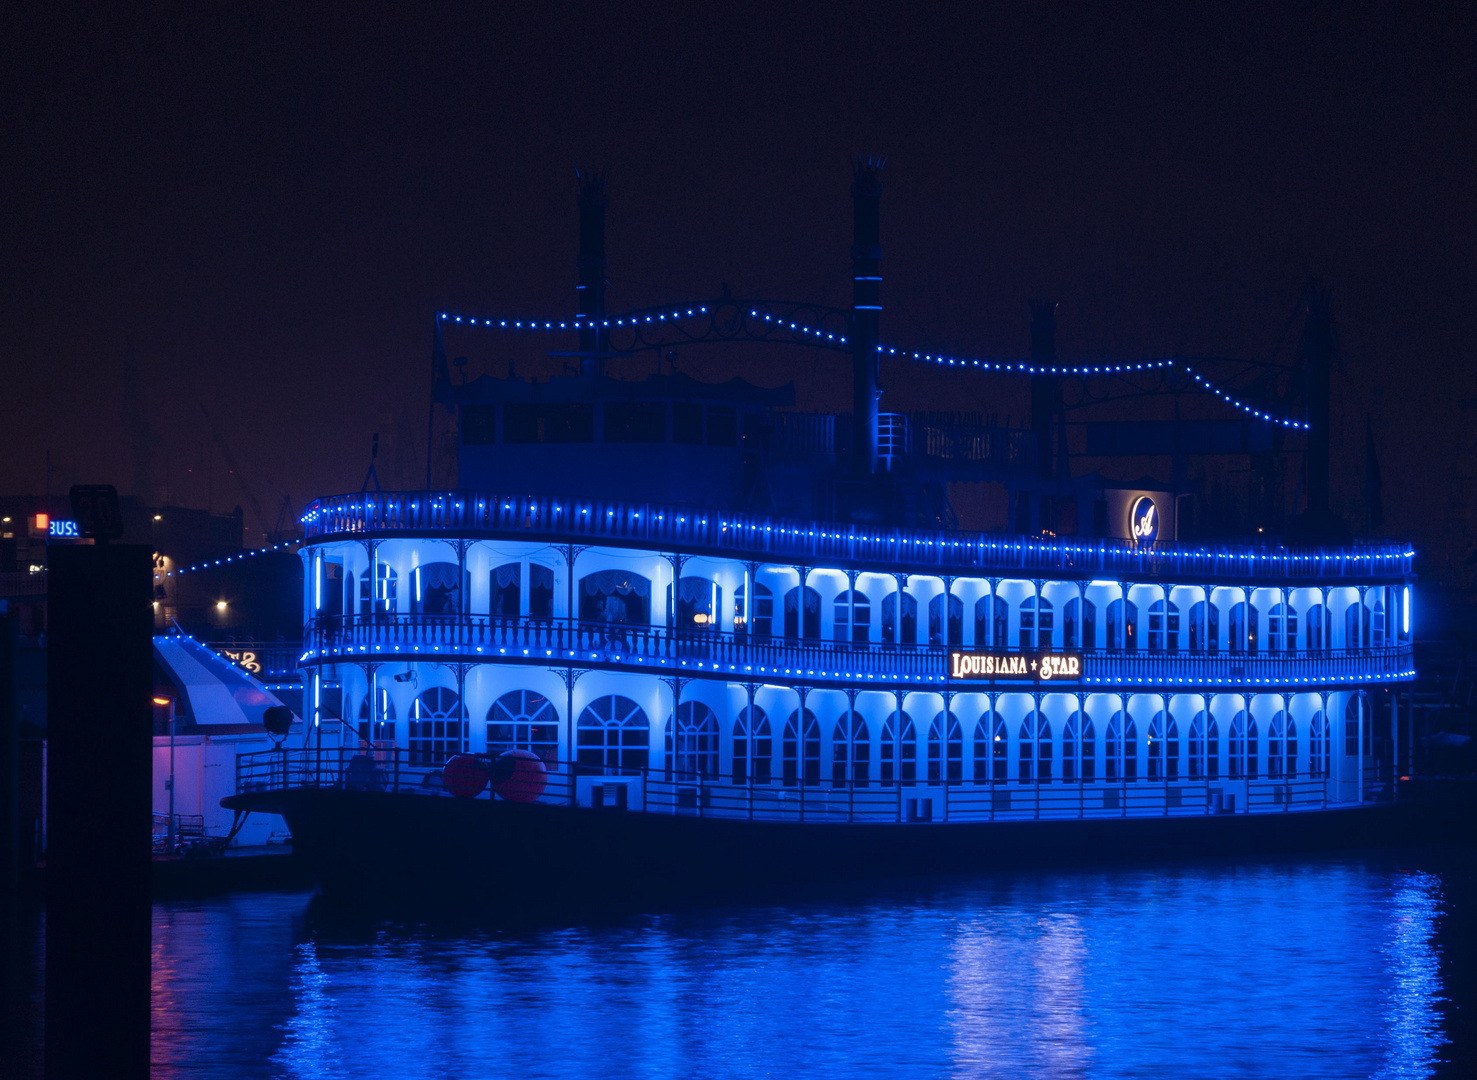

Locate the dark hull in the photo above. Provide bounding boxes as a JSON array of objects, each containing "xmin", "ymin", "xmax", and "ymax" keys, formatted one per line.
[{"xmin": 224, "ymin": 787, "xmax": 1471, "ymax": 915}]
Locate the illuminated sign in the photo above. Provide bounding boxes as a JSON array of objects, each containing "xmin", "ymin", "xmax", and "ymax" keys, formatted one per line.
[
  {"xmin": 947, "ymin": 650, "xmax": 1082, "ymax": 682},
  {"xmin": 220, "ymin": 649, "xmax": 262, "ymax": 674},
  {"xmin": 48, "ymin": 519, "xmax": 82, "ymax": 538},
  {"xmin": 1130, "ymin": 496, "xmax": 1159, "ymax": 542}
]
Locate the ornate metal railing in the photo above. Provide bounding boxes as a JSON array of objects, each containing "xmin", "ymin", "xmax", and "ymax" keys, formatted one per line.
[
  {"xmin": 299, "ymin": 491, "xmax": 1413, "ymax": 583},
  {"xmin": 302, "ymin": 613, "xmax": 1415, "ymax": 688},
  {"xmin": 236, "ymin": 746, "xmax": 1396, "ymax": 822}
]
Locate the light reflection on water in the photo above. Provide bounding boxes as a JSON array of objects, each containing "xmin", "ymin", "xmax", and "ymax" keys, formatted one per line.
[{"xmin": 148, "ymin": 858, "xmax": 1453, "ymax": 1079}]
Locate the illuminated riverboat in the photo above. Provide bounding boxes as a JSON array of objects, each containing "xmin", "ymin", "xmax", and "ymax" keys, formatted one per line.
[{"xmin": 227, "ymin": 164, "xmax": 1420, "ymax": 902}]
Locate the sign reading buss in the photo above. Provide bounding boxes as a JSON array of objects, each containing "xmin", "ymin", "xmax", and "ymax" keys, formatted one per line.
[{"xmin": 947, "ymin": 650, "xmax": 1083, "ymax": 683}]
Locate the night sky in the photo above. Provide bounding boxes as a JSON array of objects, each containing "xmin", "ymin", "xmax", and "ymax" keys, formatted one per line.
[{"xmin": 4, "ymin": 5, "xmax": 1474, "ymax": 572}]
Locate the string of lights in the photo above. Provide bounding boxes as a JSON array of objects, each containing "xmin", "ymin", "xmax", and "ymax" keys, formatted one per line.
[
  {"xmin": 437, "ymin": 306, "xmax": 708, "ymax": 329},
  {"xmin": 442, "ymin": 305, "xmax": 1310, "ymax": 430},
  {"xmin": 158, "ymin": 541, "xmax": 300, "ymax": 579}
]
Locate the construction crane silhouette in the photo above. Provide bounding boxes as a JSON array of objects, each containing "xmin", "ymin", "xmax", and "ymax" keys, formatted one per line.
[{"xmin": 199, "ymin": 404, "xmax": 294, "ymax": 545}]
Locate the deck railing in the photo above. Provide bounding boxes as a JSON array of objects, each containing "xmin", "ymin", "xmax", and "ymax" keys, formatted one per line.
[
  {"xmin": 302, "ymin": 613, "xmax": 1414, "ymax": 687},
  {"xmin": 237, "ymin": 747, "xmax": 1394, "ymax": 823},
  {"xmin": 299, "ymin": 491, "xmax": 1412, "ymax": 582}
]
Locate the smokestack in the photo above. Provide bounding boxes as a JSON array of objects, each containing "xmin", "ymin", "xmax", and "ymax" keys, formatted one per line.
[
  {"xmin": 1029, "ymin": 300, "xmax": 1058, "ymax": 482},
  {"xmin": 1300, "ymin": 279, "xmax": 1335, "ymax": 516},
  {"xmin": 851, "ymin": 157, "xmax": 883, "ymax": 477},
  {"xmin": 576, "ymin": 171, "xmax": 607, "ymax": 376}
]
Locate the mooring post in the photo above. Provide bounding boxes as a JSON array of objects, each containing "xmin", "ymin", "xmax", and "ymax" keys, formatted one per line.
[{"xmin": 46, "ymin": 542, "xmax": 153, "ymax": 1080}]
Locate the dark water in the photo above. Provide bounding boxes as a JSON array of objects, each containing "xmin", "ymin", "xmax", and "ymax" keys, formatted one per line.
[{"xmin": 19, "ymin": 852, "xmax": 1477, "ymax": 1078}]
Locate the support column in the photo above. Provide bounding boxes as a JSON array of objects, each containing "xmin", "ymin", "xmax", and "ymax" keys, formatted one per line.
[{"xmin": 1357, "ymin": 690, "xmax": 1365, "ymax": 804}]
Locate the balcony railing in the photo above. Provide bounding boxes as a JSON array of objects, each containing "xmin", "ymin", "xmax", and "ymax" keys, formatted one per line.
[
  {"xmin": 302, "ymin": 613, "xmax": 1415, "ymax": 688},
  {"xmin": 299, "ymin": 491, "xmax": 1413, "ymax": 583},
  {"xmin": 235, "ymin": 746, "xmax": 1395, "ymax": 822}
]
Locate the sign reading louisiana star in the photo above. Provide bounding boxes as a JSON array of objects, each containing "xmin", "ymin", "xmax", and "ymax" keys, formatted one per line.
[{"xmin": 947, "ymin": 650, "xmax": 1083, "ymax": 682}]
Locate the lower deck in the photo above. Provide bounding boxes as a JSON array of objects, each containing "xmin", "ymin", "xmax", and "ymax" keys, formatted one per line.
[{"xmin": 237, "ymin": 746, "xmax": 1394, "ymax": 825}]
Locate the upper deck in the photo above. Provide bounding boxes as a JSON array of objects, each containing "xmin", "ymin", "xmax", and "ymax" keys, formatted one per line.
[{"xmin": 301, "ymin": 490, "xmax": 1413, "ymax": 586}]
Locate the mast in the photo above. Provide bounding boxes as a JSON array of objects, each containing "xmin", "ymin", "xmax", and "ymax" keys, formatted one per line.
[
  {"xmin": 1300, "ymin": 280, "xmax": 1335, "ymax": 518},
  {"xmin": 851, "ymin": 157, "xmax": 883, "ymax": 477},
  {"xmin": 1030, "ymin": 300, "xmax": 1058, "ymax": 484},
  {"xmin": 576, "ymin": 171, "xmax": 608, "ymax": 376}
]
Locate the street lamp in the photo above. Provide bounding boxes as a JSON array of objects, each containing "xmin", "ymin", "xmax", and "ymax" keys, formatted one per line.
[{"xmin": 154, "ymin": 696, "xmax": 175, "ymax": 852}]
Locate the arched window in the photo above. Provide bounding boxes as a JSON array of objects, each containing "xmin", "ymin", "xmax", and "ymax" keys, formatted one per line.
[
  {"xmin": 928, "ymin": 712, "xmax": 963, "ymax": 782},
  {"xmin": 356, "ymin": 690, "xmax": 396, "ymax": 747},
  {"xmin": 1018, "ymin": 712, "xmax": 1042, "ymax": 781},
  {"xmin": 1064, "ymin": 597, "xmax": 1095, "ymax": 650},
  {"xmin": 1155, "ymin": 600, "xmax": 1181, "ymax": 651},
  {"xmin": 412, "ymin": 562, "xmax": 461, "ymax": 615},
  {"xmin": 1306, "ymin": 602, "xmax": 1324, "ymax": 651},
  {"xmin": 835, "ymin": 589, "xmax": 871, "ymax": 644},
  {"xmin": 1371, "ymin": 594, "xmax": 1386, "ymax": 647},
  {"xmin": 1166, "ymin": 717, "xmax": 1180, "ymax": 780},
  {"xmin": 1228, "ymin": 601, "xmax": 1246, "ymax": 653},
  {"xmin": 879, "ymin": 716, "xmax": 897, "ymax": 787},
  {"xmin": 668, "ymin": 576, "xmax": 722, "ymax": 631},
  {"xmin": 1106, "ymin": 712, "xmax": 1123, "ymax": 780},
  {"xmin": 1345, "ymin": 599, "xmax": 1367, "ymax": 650},
  {"xmin": 1267, "ymin": 711, "xmax": 1285, "ymax": 779},
  {"xmin": 579, "ymin": 570, "xmax": 651, "ymax": 625},
  {"xmin": 486, "ymin": 689, "xmax": 559, "ymax": 763},
  {"xmin": 576, "ymin": 695, "xmax": 650, "ymax": 771},
  {"xmin": 1188, "ymin": 711, "xmax": 1205, "ymax": 779},
  {"xmin": 972, "ymin": 715, "xmax": 992, "ymax": 782},
  {"xmin": 1107, "ymin": 598, "xmax": 1138, "ymax": 650},
  {"xmin": 832, "ymin": 712, "xmax": 870, "ymax": 787},
  {"xmin": 734, "ymin": 581, "xmax": 774, "ymax": 638},
  {"xmin": 490, "ymin": 563, "xmax": 521, "ymax": 617},
  {"xmin": 1271, "ymin": 602, "xmax": 1299, "ymax": 651},
  {"xmin": 1147, "ymin": 712, "xmax": 1165, "ymax": 780},
  {"xmin": 1123, "ymin": 717, "xmax": 1138, "ymax": 780},
  {"xmin": 992, "ymin": 714, "xmax": 1009, "ymax": 780},
  {"xmin": 732, "ymin": 706, "xmax": 771, "ymax": 784},
  {"xmin": 1062, "ymin": 712, "xmax": 1080, "ymax": 780},
  {"xmin": 1246, "ymin": 717, "xmax": 1259, "ymax": 779},
  {"xmin": 1286, "ymin": 716, "xmax": 1298, "ymax": 780},
  {"xmin": 782, "ymin": 709, "xmax": 820, "ymax": 786},
  {"xmin": 1207, "ymin": 715, "xmax": 1220, "ymax": 779},
  {"xmin": 928, "ymin": 593, "xmax": 964, "ymax": 647},
  {"xmin": 1188, "ymin": 601, "xmax": 1206, "ymax": 651},
  {"xmin": 882, "ymin": 589, "xmax": 918, "ymax": 645},
  {"xmin": 1309, "ymin": 711, "xmax": 1327, "ymax": 778},
  {"xmin": 1229, "ymin": 711, "xmax": 1246, "ymax": 779},
  {"xmin": 1147, "ymin": 601, "xmax": 1167, "ymax": 651},
  {"xmin": 1019, "ymin": 596, "xmax": 1054, "ymax": 649},
  {"xmin": 784, "ymin": 586, "xmax": 822, "ymax": 640},
  {"xmin": 974, "ymin": 596, "xmax": 993, "ymax": 647},
  {"xmin": 1249, "ymin": 601, "xmax": 1263, "ymax": 652},
  {"xmin": 1080, "ymin": 717, "xmax": 1096, "ymax": 781},
  {"xmin": 528, "ymin": 564, "xmax": 554, "ymax": 618},
  {"xmin": 1209, "ymin": 599, "xmax": 1221, "ymax": 650},
  {"xmin": 666, "ymin": 701, "xmax": 719, "ymax": 779},
  {"xmin": 362, "ymin": 563, "xmax": 398, "ymax": 614},
  {"xmin": 409, "ymin": 686, "xmax": 464, "ymax": 766},
  {"xmin": 899, "ymin": 713, "xmax": 918, "ymax": 783}
]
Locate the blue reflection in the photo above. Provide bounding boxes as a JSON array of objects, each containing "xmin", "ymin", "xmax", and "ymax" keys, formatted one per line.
[{"xmin": 146, "ymin": 857, "xmax": 1460, "ymax": 1080}]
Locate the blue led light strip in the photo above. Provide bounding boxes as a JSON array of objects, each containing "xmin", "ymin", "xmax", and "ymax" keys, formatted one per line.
[
  {"xmin": 877, "ymin": 346, "xmax": 1309, "ymax": 429},
  {"xmin": 437, "ymin": 305, "xmax": 708, "ymax": 329},
  {"xmin": 158, "ymin": 541, "xmax": 301, "ymax": 579},
  {"xmin": 440, "ymin": 304, "xmax": 1309, "ymax": 430}
]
